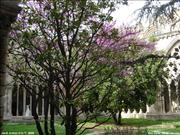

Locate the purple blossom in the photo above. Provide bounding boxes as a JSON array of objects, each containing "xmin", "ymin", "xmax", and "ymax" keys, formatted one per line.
[
  {"xmin": 102, "ymin": 21, "xmax": 116, "ymax": 33},
  {"xmin": 9, "ymin": 30, "xmax": 16, "ymax": 37},
  {"xmin": 95, "ymin": 23, "xmax": 155, "ymax": 53}
]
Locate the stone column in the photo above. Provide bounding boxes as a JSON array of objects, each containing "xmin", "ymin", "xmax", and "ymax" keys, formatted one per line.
[
  {"xmin": 168, "ymin": 83, "xmax": 172, "ymax": 112},
  {"xmin": 3, "ymin": 88, "xmax": 10, "ymax": 119},
  {"xmin": 6, "ymin": 86, "xmax": 12, "ymax": 117},
  {"xmin": 175, "ymin": 81, "xmax": 179, "ymax": 112},
  {"xmin": 30, "ymin": 93, "xmax": 32, "ymax": 115},
  {"xmin": 23, "ymin": 89, "xmax": 26, "ymax": 116},
  {"xmin": 161, "ymin": 95, "xmax": 165, "ymax": 113},
  {"xmin": 28, "ymin": 89, "xmax": 32, "ymax": 116},
  {"xmin": 146, "ymin": 105, "xmax": 150, "ymax": 113},
  {"xmin": 3, "ymin": 73, "xmax": 13, "ymax": 119},
  {"xmin": 3, "ymin": 90, "xmax": 7, "ymax": 117}
]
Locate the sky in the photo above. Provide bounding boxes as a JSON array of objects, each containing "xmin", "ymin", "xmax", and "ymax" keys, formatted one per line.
[
  {"xmin": 112, "ymin": 1, "xmax": 145, "ymax": 26},
  {"xmin": 112, "ymin": 1, "xmax": 170, "ymax": 26}
]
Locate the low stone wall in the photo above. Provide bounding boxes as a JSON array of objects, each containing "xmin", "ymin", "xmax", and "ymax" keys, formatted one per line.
[
  {"xmin": 121, "ymin": 109, "xmax": 146, "ymax": 119},
  {"xmin": 146, "ymin": 112, "xmax": 180, "ymax": 120}
]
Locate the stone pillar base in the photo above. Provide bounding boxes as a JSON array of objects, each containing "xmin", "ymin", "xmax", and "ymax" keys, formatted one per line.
[{"xmin": 3, "ymin": 115, "xmax": 12, "ymax": 121}]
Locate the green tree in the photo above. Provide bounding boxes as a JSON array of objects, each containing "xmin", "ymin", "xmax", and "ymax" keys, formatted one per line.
[
  {"xmin": 138, "ymin": 0, "xmax": 180, "ymax": 26},
  {"xmin": 7, "ymin": 0, "xmax": 171, "ymax": 134},
  {"xmin": 97, "ymin": 58, "xmax": 167, "ymax": 125},
  {"xmin": 88, "ymin": 30, "xmax": 167, "ymax": 125},
  {"xmin": 8, "ymin": 1, "xmax": 130, "ymax": 135}
]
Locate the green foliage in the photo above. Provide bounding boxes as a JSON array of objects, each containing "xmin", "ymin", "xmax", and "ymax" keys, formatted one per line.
[
  {"xmin": 7, "ymin": 0, "xmax": 170, "ymax": 134},
  {"xmin": 95, "ymin": 57, "xmax": 168, "ymax": 124},
  {"xmin": 138, "ymin": 0, "xmax": 180, "ymax": 25},
  {"xmin": 9, "ymin": 0, "xmax": 130, "ymax": 134},
  {"xmin": 148, "ymin": 35, "xmax": 158, "ymax": 42}
]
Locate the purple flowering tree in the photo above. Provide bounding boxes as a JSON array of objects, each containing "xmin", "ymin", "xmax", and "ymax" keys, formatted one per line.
[
  {"xmin": 8, "ymin": 0, "xmax": 158, "ymax": 135},
  {"xmin": 87, "ymin": 25, "xmax": 162, "ymax": 125}
]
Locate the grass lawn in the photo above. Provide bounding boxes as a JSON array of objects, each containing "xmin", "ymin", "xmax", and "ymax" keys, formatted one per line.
[
  {"xmin": 148, "ymin": 128, "xmax": 180, "ymax": 135},
  {"xmin": 2, "ymin": 122, "xmax": 89, "ymax": 135},
  {"xmin": 2, "ymin": 123, "xmax": 65, "ymax": 135},
  {"xmin": 3, "ymin": 118, "xmax": 180, "ymax": 134},
  {"xmin": 86, "ymin": 118, "xmax": 180, "ymax": 134},
  {"xmin": 147, "ymin": 120, "xmax": 180, "ymax": 134},
  {"xmin": 90, "ymin": 117, "xmax": 180, "ymax": 127}
]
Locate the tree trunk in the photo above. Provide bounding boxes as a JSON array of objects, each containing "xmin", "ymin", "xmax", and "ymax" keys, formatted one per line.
[
  {"xmin": 71, "ymin": 107, "xmax": 77, "ymax": 135},
  {"xmin": 0, "ymin": 1, "xmax": 20, "ymax": 134},
  {"xmin": 44, "ymin": 88, "xmax": 49, "ymax": 135},
  {"xmin": 65, "ymin": 104, "xmax": 71, "ymax": 135},
  {"xmin": 32, "ymin": 89, "xmax": 44, "ymax": 135},
  {"xmin": 117, "ymin": 110, "xmax": 122, "ymax": 125},
  {"xmin": 50, "ymin": 93, "xmax": 56, "ymax": 135},
  {"xmin": 112, "ymin": 113, "xmax": 118, "ymax": 124},
  {"xmin": 65, "ymin": 105, "xmax": 77, "ymax": 135},
  {"xmin": 111, "ymin": 110, "xmax": 122, "ymax": 125},
  {"xmin": 111, "ymin": 110, "xmax": 121, "ymax": 125},
  {"xmin": 34, "ymin": 113, "xmax": 44, "ymax": 135}
]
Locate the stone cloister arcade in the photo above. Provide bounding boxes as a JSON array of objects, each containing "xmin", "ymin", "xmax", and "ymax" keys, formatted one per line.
[
  {"xmin": 4, "ymin": 81, "xmax": 45, "ymax": 119},
  {"xmin": 146, "ymin": 34, "xmax": 180, "ymax": 119},
  {"xmin": 3, "ymin": 33, "xmax": 180, "ymax": 120}
]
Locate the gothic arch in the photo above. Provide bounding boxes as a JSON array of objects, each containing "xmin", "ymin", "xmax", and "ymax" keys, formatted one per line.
[
  {"xmin": 164, "ymin": 36, "xmax": 180, "ymax": 112},
  {"xmin": 166, "ymin": 36, "xmax": 180, "ymax": 55}
]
